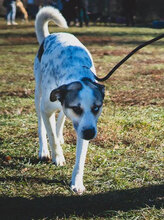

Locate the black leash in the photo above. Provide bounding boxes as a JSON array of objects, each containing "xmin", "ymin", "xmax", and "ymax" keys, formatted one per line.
[{"xmin": 95, "ymin": 33, "xmax": 164, "ymax": 82}]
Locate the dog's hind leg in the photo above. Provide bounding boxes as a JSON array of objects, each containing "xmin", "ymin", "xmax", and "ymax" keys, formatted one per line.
[
  {"xmin": 34, "ymin": 58, "xmax": 50, "ymax": 161},
  {"xmin": 35, "ymin": 89, "xmax": 50, "ymax": 161},
  {"xmin": 71, "ymin": 137, "xmax": 89, "ymax": 194},
  {"xmin": 56, "ymin": 110, "xmax": 66, "ymax": 144},
  {"xmin": 38, "ymin": 115, "xmax": 50, "ymax": 161},
  {"xmin": 41, "ymin": 110, "xmax": 66, "ymax": 166}
]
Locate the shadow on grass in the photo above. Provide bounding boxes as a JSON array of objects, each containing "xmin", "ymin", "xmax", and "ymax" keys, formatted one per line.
[
  {"xmin": 74, "ymin": 31, "xmax": 164, "ymax": 38},
  {"xmin": 0, "ymin": 176, "xmax": 67, "ymax": 186},
  {"xmin": 0, "ymin": 33, "xmax": 35, "ymax": 38},
  {"xmin": 0, "ymin": 152, "xmax": 50, "ymax": 169},
  {"xmin": 0, "ymin": 24, "xmax": 35, "ymax": 30},
  {"xmin": 0, "ymin": 29, "xmax": 163, "ymax": 47},
  {"xmin": 1, "ymin": 38, "xmax": 163, "ymax": 48},
  {"xmin": 0, "ymin": 31, "xmax": 161, "ymax": 39},
  {"xmin": 0, "ymin": 184, "xmax": 163, "ymax": 219}
]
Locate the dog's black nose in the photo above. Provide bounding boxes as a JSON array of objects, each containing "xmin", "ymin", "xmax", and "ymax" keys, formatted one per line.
[{"xmin": 82, "ymin": 127, "xmax": 96, "ymax": 140}]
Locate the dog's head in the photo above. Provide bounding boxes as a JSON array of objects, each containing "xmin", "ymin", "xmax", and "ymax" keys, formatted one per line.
[{"xmin": 50, "ymin": 78, "xmax": 105, "ymax": 140}]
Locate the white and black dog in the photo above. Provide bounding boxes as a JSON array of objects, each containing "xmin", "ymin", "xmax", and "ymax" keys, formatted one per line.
[{"xmin": 34, "ymin": 7, "xmax": 105, "ymax": 194}]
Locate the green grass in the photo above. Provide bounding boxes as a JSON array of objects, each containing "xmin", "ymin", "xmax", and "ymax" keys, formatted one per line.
[{"xmin": 0, "ymin": 19, "xmax": 164, "ymax": 219}]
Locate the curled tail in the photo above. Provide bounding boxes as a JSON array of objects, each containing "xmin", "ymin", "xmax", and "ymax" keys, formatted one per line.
[{"xmin": 35, "ymin": 6, "xmax": 68, "ymax": 45}]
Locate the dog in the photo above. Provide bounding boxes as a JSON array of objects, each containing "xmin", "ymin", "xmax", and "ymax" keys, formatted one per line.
[{"xmin": 34, "ymin": 6, "xmax": 105, "ymax": 194}]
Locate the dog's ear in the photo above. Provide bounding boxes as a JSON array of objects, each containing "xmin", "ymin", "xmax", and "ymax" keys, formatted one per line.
[
  {"xmin": 82, "ymin": 78, "xmax": 105, "ymax": 100},
  {"xmin": 50, "ymin": 85, "xmax": 66, "ymax": 103},
  {"xmin": 97, "ymin": 83, "xmax": 105, "ymax": 99},
  {"xmin": 50, "ymin": 82, "xmax": 82, "ymax": 103}
]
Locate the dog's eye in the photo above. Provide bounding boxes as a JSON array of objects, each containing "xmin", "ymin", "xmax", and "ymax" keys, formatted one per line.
[
  {"xmin": 72, "ymin": 106, "xmax": 83, "ymax": 115},
  {"xmin": 92, "ymin": 106, "xmax": 100, "ymax": 114}
]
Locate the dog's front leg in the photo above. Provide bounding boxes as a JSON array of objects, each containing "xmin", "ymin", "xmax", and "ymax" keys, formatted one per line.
[
  {"xmin": 71, "ymin": 137, "xmax": 89, "ymax": 194},
  {"xmin": 41, "ymin": 110, "xmax": 65, "ymax": 166},
  {"xmin": 56, "ymin": 110, "xmax": 66, "ymax": 144}
]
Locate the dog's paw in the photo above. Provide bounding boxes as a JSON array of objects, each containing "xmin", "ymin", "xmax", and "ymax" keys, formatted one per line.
[
  {"xmin": 39, "ymin": 150, "xmax": 51, "ymax": 162},
  {"xmin": 70, "ymin": 181, "xmax": 86, "ymax": 195},
  {"xmin": 39, "ymin": 156, "xmax": 51, "ymax": 162},
  {"xmin": 52, "ymin": 154, "xmax": 66, "ymax": 166}
]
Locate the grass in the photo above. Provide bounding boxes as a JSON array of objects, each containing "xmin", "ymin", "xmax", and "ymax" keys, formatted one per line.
[{"xmin": 0, "ymin": 19, "xmax": 164, "ymax": 219}]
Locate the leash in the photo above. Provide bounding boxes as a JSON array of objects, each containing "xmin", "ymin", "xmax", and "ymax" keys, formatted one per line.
[{"xmin": 95, "ymin": 33, "xmax": 164, "ymax": 82}]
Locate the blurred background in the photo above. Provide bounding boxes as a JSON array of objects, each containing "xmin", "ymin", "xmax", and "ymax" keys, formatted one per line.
[{"xmin": 0, "ymin": 0, "xmax": 164, "ymax": 27}]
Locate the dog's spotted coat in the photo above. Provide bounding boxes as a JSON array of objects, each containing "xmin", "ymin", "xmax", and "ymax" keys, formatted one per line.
[{"xmin": 34, "ymin": 6, "xmax": 105, "ymax": 194}]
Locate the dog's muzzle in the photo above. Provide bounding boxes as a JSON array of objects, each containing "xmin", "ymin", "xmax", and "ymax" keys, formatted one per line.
[{"xmin": 82, "ymin": 127, "xmax": 96, "ymax": 140}]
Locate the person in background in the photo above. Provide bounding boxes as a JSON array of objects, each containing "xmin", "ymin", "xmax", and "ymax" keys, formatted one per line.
[
  {"xmin": 77, "ymin": 0, "xmax": 89, "ymax": 27},
  {"xmin": 16, "ymin": 0, "xmax": 28, "ymax": 22},
  {"xmin": 57, "ymin": 0, "xmax": 63, "ymax": 11},
  {"xmin": 62, "ymin": 0, "xmax": 78, "ymax": 26},
  {"xmin": 43, "ymin": 0, "xmax": 56, "ymax": 7},
  {"xmin": 122, "ymin": 0, "xmax": 136, "ymax": 26},
  {"xmin": 27, "ymin": 0, "xmax": 38, "ymax": 19},
  {"xmin": 5, "ymin": 0, "xmax": 18, "ymax": 25}
]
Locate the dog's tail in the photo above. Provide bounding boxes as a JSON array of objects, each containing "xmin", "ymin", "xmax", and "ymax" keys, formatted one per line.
[{"xmin": 35, "ymin": 6, "xmax": 68, "ymax": 45}]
